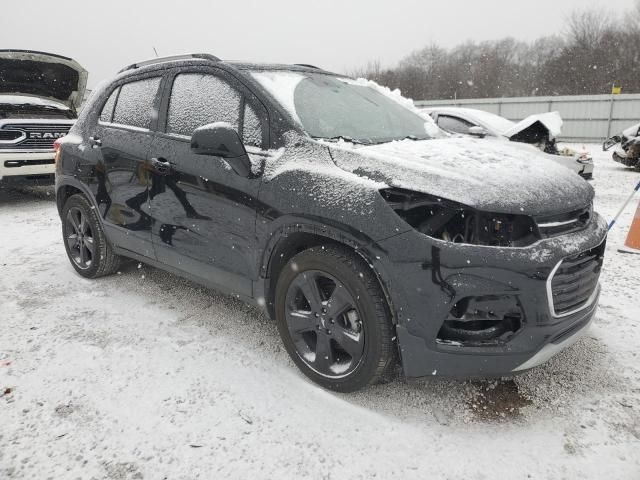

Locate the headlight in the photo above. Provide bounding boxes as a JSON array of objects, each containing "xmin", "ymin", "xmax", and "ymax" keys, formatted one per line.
[{"xmin": 380, "ymin": 188, "xmax": 538, "ymax": 247}]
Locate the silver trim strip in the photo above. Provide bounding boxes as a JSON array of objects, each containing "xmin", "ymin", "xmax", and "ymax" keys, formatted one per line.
[
  {"xmin": 512, "ymin": 310, "xmax": 595, "ymax": 371},
  {"xmin": 538, "ymin": 218, "xmax": 580, "ymax": 228},
  {"xmin": 546, "ymin": 259, "xmax": 600, "ymax": 318}
]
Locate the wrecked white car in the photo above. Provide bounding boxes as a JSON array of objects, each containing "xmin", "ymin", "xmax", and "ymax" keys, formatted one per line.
[
  {"xmin": 603, "ymin": 122, "xmax": 640, "ymax": 170},
  {"xmin": 423, "ymin": 107, "xmax": 594, "ymax": 179}
]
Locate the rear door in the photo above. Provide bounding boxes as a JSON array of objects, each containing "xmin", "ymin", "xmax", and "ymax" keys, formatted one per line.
[
  {"xmin": 89, "ymin": 75, "xmax": 163, "ymax": 257},
  {"xmin": 148, "ymin": 68, "xmax": 268, "ymax": 297}
]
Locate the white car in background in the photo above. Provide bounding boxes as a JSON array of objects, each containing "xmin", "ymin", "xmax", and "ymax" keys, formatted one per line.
[
  {"xmin": 423, "ymin": 107, "xmax": 594, "ymax": 179},
  {"xmin": 0, "ymin": 50, "xmax": 87, "ymax": 187}
]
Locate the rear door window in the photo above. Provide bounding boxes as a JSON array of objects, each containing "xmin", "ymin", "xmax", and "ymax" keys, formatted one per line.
[
  {"xmin": 167, "ymin": 73, "xmax": 241, "ymax": 137},
  {"xmin": 112, "ymin": 77, "xmax": 162, "ymax": 129}
]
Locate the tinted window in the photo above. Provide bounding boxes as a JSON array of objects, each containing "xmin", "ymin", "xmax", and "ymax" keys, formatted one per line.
[
  {"xmin": 99, "ymin": 88, "xmax": 119, "ymax": 123},
  {"xmin": 112, "ymin": 77, "xmax": 161, "ymax": 129},
  {"xmin": 243, "ymin": 102, "xmax": 265, "ymax": 148},
  {"xmin": 167, "ymin": 74, "xmax": 241, "ymax": 137},
  {"xmin": 437, "ymin": 115, "xmax": 474, "ymax": 134}
]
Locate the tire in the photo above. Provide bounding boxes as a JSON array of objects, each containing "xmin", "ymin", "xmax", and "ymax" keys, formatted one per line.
[
  {"xmin": 274, "ymin": 245, "xmax": 396, "ymax": 392},
  {"xmin": 61, "ymin": 193, "xmax": 121, "ymax": 278}
]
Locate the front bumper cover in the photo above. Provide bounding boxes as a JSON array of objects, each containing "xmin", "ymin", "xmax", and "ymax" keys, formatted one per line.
[
  {"xmin": 0, "ymin": 151, "xmax": 55, "ymax": 182},
  {"xmin": 375, "ymin": 212, "xmax": 607, "ymax": 378}
]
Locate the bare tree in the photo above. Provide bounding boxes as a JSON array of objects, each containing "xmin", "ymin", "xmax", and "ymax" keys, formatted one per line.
[
  {"xmin": 566, "ymin": 9, "xmax": 613, "ymax": 47},
  {"xmin": 353, "ymin": 3, "xmax": 640, "ymax": 100}
]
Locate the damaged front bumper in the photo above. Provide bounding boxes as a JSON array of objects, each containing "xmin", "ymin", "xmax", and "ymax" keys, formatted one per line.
[{"xmin": 375, "ymin": 213, "xmax": 607, "ymax": 378}]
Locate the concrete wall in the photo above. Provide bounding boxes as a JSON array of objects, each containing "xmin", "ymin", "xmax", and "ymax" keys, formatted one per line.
[{"xmin": 415, "ymin": 94, "xmax": 640, "ymax": 143}]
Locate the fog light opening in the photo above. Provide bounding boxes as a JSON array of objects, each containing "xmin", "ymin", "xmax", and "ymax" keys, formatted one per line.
[{"xmin": 437, "ymin": 295, "xmax": 522, "ymax": 346}]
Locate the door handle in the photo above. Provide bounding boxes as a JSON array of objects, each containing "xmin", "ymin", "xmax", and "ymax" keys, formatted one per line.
[
  {"xmin": 150, "ymin": 157, "xmax": 173, "ymax": 176},
  {"xmin": 89, "ymin": 136, "xmax": 102, "ymax": 147}
]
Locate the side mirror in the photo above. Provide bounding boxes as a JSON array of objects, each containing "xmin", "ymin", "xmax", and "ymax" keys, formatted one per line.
[
  {"xmin": 191, "ymin": 122, "xmax": 252, "ymax": 177},
  {"xmin": 468, "ymin": 126, "xmax": 487, "ymax": 138},
  {"xmin": 602, "ymin": 135, "xmax": 621, "ymax": 151}
]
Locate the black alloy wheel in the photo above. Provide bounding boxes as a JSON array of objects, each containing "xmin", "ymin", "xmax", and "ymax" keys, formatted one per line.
[
  {"xmin": 65, "ymin": 206, "xmax": 95, "ymax": 270},
  {"xmin": 275, "ymin": 245, "xmax": 396, "ymax": 392},
  {"xmin": 61, "ymin": 194, "xmax": 121, "ymax": 278},
  {"xmin": 285, "ymin": 270, "xmax": 365, "ymax": 378}
]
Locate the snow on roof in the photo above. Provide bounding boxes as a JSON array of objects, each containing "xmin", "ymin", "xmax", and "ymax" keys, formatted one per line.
[{"xmin": 250, "ymin": 71, "xmax": 305, "ymax": 126}]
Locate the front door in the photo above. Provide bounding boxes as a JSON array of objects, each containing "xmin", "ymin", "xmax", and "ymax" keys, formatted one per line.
[{"xmin": 148, "ymin": 70, "xmax": 269, "ymax": 298}]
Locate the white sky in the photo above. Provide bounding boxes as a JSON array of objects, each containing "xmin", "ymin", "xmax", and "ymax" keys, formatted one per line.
[{"xmin": 1, "ymin": 0, "xmax": 636, "ymax": 88}]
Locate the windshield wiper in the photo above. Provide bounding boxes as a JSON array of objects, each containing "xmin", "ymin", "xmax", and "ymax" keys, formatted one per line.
[{"xmin": 312, "ymin": 135, "xmax": 370, "ymax": 145}]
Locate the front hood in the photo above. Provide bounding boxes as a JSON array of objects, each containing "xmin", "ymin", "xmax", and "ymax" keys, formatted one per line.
[
  {"xmin": 503, "ymin": 111, "xmax": 563, "ymax": 141},
  {"xmin": 328, "ymin": 137, "xmax": 593, "ymax": 216},
  {"xmin": 0, "ymin": 50, "xmax": 87, "ymax": 110}
]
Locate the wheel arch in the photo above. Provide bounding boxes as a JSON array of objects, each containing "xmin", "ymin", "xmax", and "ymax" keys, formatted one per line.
[
  {"xmin": 56, "ymin": 176, "xmax": 98, "ymax": 216},
  {"xmin": 259, "ymin": 221, "xmax": 397, "ymax": 325}
]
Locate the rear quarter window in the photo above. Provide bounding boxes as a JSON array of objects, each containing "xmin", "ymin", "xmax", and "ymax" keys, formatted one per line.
[{"xmin": 112, "ymin": 77, "xmax": 161, "ymax": 129}]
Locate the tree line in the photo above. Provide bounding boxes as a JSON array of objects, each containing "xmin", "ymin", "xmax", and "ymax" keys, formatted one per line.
[{"xmin": 353, "ymin": 2, "xmax": 640, "ymax": 100}]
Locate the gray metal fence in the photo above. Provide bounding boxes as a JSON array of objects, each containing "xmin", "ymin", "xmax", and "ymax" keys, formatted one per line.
[{"xmin": 415, "ymin": 94, "xmax": 640, "ymax": 143}]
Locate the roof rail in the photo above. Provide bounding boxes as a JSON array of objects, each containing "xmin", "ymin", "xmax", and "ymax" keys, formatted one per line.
[
  {"xmin": 118, "ymin": 53, "xmax": 221, "ymax": 73},
  {"xmin": 293, "ymin": 63, "xmax": 321, "ymax": 69}
]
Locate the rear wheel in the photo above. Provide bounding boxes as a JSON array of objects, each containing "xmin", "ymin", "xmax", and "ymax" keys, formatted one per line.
[
  {"xmin": 61, "ymin": 194, "xmax": 120, "ymax": 278},
  {"xmin": 274, "ymin": 245, "xmax": 396, "ymax": 392}
]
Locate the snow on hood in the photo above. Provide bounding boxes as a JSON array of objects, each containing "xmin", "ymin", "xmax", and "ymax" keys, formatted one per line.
[
  {"xmin": 0, "ymin": 50, "xmax": 87, "ymax": 110},
  {"xmin": 622, "ymin": 122, "xmax": 640, "ymax": 138},
  {"xmin": 328, "ymin": 137, "xmax": 593, "ymax": 216},
  {"xmin": 503, "ymin": 111, "xmax": 563, "ymax": 139}
]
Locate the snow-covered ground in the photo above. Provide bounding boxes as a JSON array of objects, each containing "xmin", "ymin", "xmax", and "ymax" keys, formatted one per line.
[{"xmin": 1, "ymin": 145, "xmax": 638, "ymax": 479}]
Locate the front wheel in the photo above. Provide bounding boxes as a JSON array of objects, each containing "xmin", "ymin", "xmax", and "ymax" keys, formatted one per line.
[
  {"xmin": 274, "ymin": 245, "xmax": 396, "ymax": 392},
  {"xmin": 61, "ymin": 194, "xmax": 121, "ymax": 278}
]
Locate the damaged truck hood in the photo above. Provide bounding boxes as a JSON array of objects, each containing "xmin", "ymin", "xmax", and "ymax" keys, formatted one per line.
[
  {"xmin": 502, "ymin": 111, "xmax": 563, "ymax": 141},
  {"xmin": 0, "ymin": 50, "xmax": 87, "ymax": 111},
  {"xmin": 329, "ymin": 137, "xmax": 593, "ymax": 216}
]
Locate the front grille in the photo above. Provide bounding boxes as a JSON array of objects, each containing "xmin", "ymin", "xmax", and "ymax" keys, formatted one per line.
[
  {"xmin": 0, "ymin": 130, "xmax": 23, "ymax": 141},
  {"xmin": 0, "ymin": 123, "xmax": 72, "ymax": 151},
  {"xmin": 536, "ymin": 205, "xmax": 592, "ymax": 238},
  {"xmin": 549, "ymin": 241, "xmax": 605, "ymax": 316}
]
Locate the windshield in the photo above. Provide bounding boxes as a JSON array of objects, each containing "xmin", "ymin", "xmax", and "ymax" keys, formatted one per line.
[{"xmin": 251, "ymin": 71, "xmax": 433, "ymax": 144}]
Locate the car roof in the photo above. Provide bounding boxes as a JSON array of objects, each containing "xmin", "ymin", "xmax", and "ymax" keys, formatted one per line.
[{"xmin": 117, "ymin": 53, "xmax": 341, "ymax": 78}]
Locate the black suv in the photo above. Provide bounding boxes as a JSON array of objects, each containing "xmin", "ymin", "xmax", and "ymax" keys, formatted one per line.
[{"xmin": 56, "ymin": 54, "xmax": 607, "ymax": 392}]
